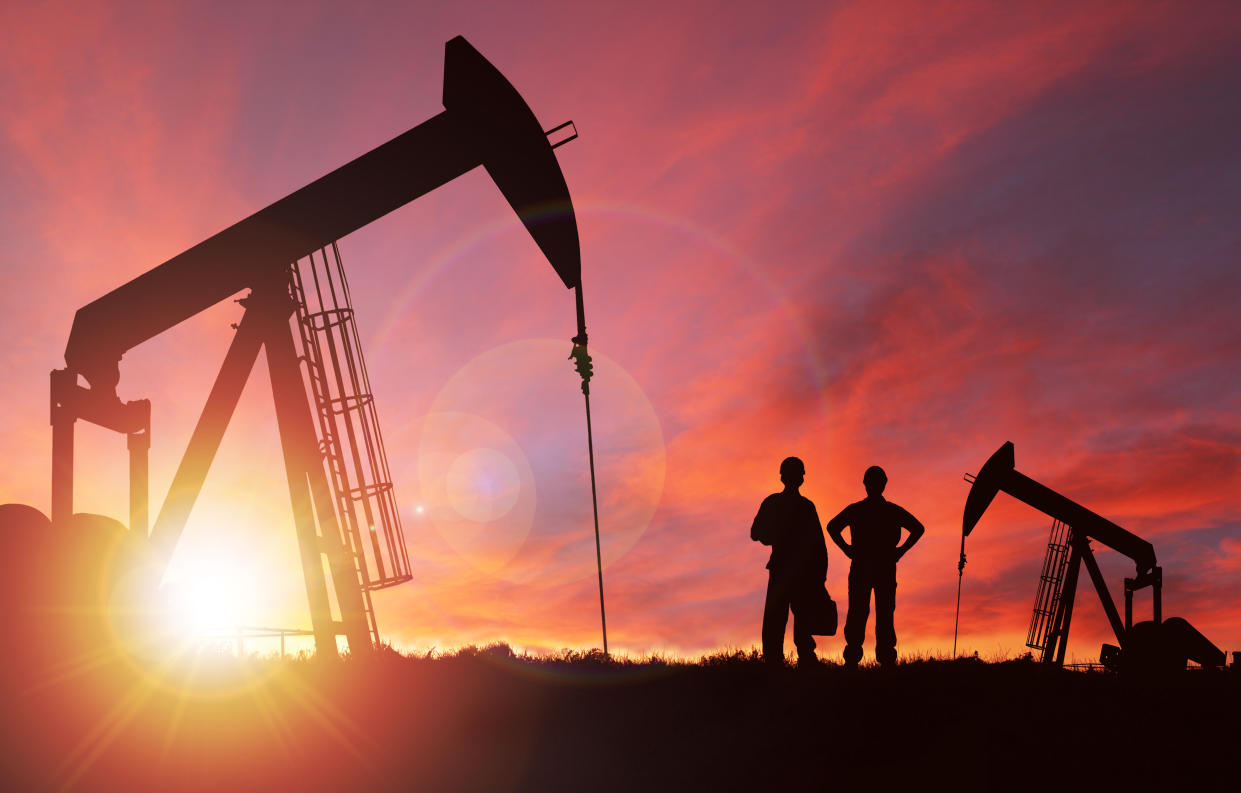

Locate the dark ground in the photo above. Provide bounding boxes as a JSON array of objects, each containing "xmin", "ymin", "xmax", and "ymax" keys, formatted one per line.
[{"xmin": 2, "ymin": 646, "xmax": 1237, "ymax": 792}]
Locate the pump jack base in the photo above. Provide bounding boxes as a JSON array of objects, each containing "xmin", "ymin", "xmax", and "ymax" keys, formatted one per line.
[{"xmin": 1103, "ymin": 618, "xmax": 1227, "ymax": 673}]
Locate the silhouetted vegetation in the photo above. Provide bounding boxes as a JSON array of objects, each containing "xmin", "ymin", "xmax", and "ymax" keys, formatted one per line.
[{"xmin": 2, "ymin": 644, "xmax": 1237, "ymax": 792}]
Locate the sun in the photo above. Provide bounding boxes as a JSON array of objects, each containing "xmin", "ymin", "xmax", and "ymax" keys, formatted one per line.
[{"xmin": 158, "ymin": 553, "xmax": 248, "ymax": 645}]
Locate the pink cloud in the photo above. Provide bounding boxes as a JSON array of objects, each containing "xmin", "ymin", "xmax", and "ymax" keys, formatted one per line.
[{"xmin": 1, "ymin": 1, "xmax": 1238, "ymax": 661}]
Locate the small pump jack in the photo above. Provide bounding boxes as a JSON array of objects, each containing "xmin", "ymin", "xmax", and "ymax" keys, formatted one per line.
[
  {"xmin": 42, "ymin": 36, "xmax": 584, "ymax": 657},
  {"xmin": 961, "ymin": 442, "xmax": 1225, "ymax": 672}
]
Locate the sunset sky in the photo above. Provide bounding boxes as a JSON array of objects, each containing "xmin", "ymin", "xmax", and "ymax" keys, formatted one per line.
[{"xmin": 2, "ymin": 0, "xmax": 1238, "ymax": 662}]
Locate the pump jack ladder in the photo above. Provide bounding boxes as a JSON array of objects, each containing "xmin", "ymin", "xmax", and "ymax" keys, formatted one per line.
[{"xmin": 49, "ymin": 37, "xmax": 583, "ymax": 656}]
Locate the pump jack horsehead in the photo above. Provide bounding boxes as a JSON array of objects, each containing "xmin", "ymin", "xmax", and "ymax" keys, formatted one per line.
[
  {"xmin": 1, "ymin": 37, "xmax": 590, "ymax": 659},
  {"xmin": 962, "ymin": 442, "xmax": 1226, "ymax": 672}
]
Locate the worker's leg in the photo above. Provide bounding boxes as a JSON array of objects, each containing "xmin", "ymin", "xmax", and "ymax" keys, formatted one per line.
[
  {"xmin": 789, "ymin": 580, "xmax": 817, "ymax": 662},
  {"xmin": 762, "ymin": 570, "xmax": 791, "ymax": 664},
  {"xmin": 843, "ymin": 564, "xmax": 870, "ymax": 666},
  {"xmin": 874, "ymin": 564, "xmax": 898, "ymax": 666}
]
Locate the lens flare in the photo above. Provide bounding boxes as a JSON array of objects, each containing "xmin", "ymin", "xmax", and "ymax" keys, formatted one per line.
[
  {"xmin": 416, "ymin": 411, "xmax": 538, "ymax": 574},
  {"xmin": 446, "ymin": 447, "xmax": 523, "ymax": 522},
  {"xmin": 413, "ymin": 339, "xmax": 665, "ymax": 586}
]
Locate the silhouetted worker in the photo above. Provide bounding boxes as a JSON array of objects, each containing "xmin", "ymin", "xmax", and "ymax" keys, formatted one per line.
[
  {"xmin": 750, "ymin": 457, "xmax": 828, "ymax": 665},
  {"xmin": 826, "ymin": 465, "xmax": 924, "ymax": 667}
]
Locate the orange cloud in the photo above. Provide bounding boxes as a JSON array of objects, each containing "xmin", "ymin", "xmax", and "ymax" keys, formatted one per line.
[{"xmin": 2, "ymin": 1, "xmax": 1238, "ymax": 662}]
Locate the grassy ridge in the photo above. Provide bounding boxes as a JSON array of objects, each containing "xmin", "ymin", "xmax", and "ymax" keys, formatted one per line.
[{"xmin": 2, "ymin": 646, "xmax": 1237, "ymax": 792}]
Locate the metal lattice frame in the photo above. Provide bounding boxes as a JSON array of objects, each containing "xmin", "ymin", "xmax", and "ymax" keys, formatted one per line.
[
  {"xmin": 1027, "ymin": 519, "xmax": 1071, "ymax": 652},
  {"xmin": 290, "ymin": 242, "xmax": 412, "ymax": 645}
]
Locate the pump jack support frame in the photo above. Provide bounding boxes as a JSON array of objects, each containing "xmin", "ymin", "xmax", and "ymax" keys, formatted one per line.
[{"xmin": 1038, "ymin": 531, "xmax": 1152, "ymax": 666}]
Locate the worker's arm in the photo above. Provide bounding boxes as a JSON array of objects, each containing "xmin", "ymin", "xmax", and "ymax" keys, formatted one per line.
[
  {"xmin": 894, "ymin": 506, "xmax": 925, "ymax": 561},
  {"xmin": 808, "ymin": 502, "xmax": 828, "ymax": 581},
  {"xmin": 751, "ymin": 496, "xmax": 774, "ymax": 545},
  {"xmin": 824, "ymin": 505, "xmax": 854, "ymax": 559}
]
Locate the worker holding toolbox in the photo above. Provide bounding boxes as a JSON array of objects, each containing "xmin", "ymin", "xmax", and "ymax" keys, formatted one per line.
[{"xmin": 751, "ymin": 457, "xmax": 829, "ymax": 666}]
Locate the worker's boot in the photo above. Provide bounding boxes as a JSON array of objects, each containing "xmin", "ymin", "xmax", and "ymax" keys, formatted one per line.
[{"xmin": 842, "ymin": 643, "xmax": 863, "ymax": 669}]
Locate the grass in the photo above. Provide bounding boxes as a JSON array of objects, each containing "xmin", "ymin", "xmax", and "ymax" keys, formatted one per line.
[{"xmin": 2, "ymin": 643, "xmax": 1237, "ymax": 792}]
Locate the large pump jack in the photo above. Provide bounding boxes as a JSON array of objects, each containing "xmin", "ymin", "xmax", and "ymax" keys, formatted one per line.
[
  {"xmin": 962, "ymin": 442, "xmax": 1225, "ymax": 671},
  {"xmin": 43, "ymin": 36, "xmax": 584, "ymax": 657}
]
